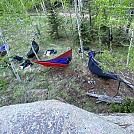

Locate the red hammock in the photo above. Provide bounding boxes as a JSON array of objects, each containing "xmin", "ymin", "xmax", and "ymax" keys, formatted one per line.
[{"xmin": 32, "ymin": 49, "xmax": 72, "ymax": 68}]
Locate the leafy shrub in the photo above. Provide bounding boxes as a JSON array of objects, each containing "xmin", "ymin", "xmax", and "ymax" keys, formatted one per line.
[{"xmin": 110, "ymin": 98, "xmax": 134, "ymax": 113}]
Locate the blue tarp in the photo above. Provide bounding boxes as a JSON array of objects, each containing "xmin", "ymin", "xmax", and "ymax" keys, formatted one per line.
[
  {"xmin": 88, "ymin": 51, "xmax": 118, "ymax": 80},
  {"xmin": 0, "ymin": 45, "xmax": 5, "ymax": 51}
]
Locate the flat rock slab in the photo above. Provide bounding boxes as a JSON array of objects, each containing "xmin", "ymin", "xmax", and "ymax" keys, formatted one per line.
[{"xmin": 0, "ymin": 100, "xmax": 131, "ymax": 134}]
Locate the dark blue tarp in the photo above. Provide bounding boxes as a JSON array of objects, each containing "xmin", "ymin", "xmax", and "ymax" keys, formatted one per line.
[
  {"xmin": 0, "ymin": 45, "xmax": 5, "ymax": 51},
  {"xmin": 88, "ymin": 51, "xmax": 118, "ymax": 80}
]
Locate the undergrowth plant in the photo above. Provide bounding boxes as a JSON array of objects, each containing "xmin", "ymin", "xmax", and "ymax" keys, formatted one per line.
[
  {"xmin": 97, "ymin": 49, "xmax": 134, "ymax": 74},
  {"xmin": 0, "ymin": 78, "xmax": 8, "ymax": 91},
  {"xmin": 110, "ymin": 98, "xmax": 134, "ymax": 113},
  {"xmin": 128, "ymin": 48, "xmax": 134, "ymax": 71}
]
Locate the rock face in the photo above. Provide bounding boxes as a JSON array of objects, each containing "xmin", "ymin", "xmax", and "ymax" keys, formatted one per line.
[
  {"xmin": 100, "ymin": 113, "xmax": 134, "ymax": 134},
  {"xmin": 0, "ymin": 100, "xmax": 133, "ymax": 134}
]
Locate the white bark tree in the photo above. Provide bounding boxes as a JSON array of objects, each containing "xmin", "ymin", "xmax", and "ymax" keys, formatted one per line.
[
  {"xmin": 126, "ymin": 30, "xmax": 133, "ymax": 66},
  {"xmin": 74, "ymin": 0, "xmax": 84, "ymax": 58},
  {"xmin": 1, "ymin": 35, "xmax": 21, "ymax": 81}
]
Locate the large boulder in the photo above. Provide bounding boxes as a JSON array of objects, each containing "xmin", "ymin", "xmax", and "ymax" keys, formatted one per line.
[
  {"xmin": 0, "ymin": 100, "xmax": 133, "ymax": 134},
  {"xmin": 100, "ymin": 113, "xmax": 134, "ymax": 134}
]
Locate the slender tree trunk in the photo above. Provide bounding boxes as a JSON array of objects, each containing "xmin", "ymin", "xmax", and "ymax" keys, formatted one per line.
[
  {"xmin": 126, "ymin": 10, "xmax": 134, "ymax": 33},
  {"xmin": 98, "ymin": 26, "xmax": 101, "ymax": 45},
  {"xmin": 41, "ymin": 0, "xmax": 47, "ymax": 15},
  {"xmin": 109, "ymin": 27, "xmax": 113, "ymax": 51},
  {"xmin": 1, "ymin": 36, "xmax": 21, "ymax": 81},
  {"xmin": 31, "ymin": 40, "xmax": 40, "ymax": 61},
  {"xmin": 32, "ymin": 0, "xmax": 41, "ymax": 36},
  {"xmin": 61, "ymin": 2, "xmax": 68, "ymax": 38},
  {"xmin": 127, "ymin": 30, "xmax": 133, "ymax": 66},
  {"xmin": 88, "ymin": 0, "xmax": 92, "ymax": 26},
  {"xmin": 0, "ymin": 4, "xmax": 21, "ymax": 81},
  {"xmin": 68, "ymin": 9, "xmax": 74, "ymax": 38},
  {"xmin": 74, "ymin": 0, "xmax": 84, "ymax": 58},
  {"xmin": 20, "ymin": 0, "xmax": 40, "ymax": 60}
]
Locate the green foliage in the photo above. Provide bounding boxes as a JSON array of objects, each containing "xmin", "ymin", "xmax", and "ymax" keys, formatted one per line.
[
  {"xmin": 92, "ymin": 0, "xmax": 133, "ymax": 28},
  {"xmin": 0, "ymin": 78, "xmax": 8, "ymax": 91},
  {"xmin": 74, "ymin": 19, "xmax": 98, "ymax": 46},
  {"xmin": 98, "ymin": 50, "xmax": 119, "ymax": 72},
  {"xmin": 45, "ymin": 0, "xmax": 62, "ymax": 39},
  {"xmin": 80, "ymin": 19, "xmax": 91, "ymax": 44},
  {"xmin": 97, "ymin": 47, "xmax": 134, "ymax": 73},
  {"xmin": 110, "ymin": 98, "xmax": 134, "ymax": 113},
  {"xmin": 112, "ymin": 27, "xmax": 130, "ymax": 46},
  {"xmin": 129, "ymin": 48, "xmax": 134, "ymax": 71},
  {"xmin": 0, "ymin": 57, "xmax": 8, "ymax": 67},
  {"xmin": 47, "ymin": 12, "xmax": 60, "ymax": 39}
]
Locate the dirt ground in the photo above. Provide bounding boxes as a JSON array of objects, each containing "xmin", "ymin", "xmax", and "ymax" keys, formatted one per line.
[{"xmin": 49, "ymin": 64, "xmax": 134, "ymax": 98}]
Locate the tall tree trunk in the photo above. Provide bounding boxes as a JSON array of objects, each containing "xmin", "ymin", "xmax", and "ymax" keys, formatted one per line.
[
  {"xmin": 126, "ymin": 10, "xmax": 134, "ymax": 33},
  {"xmin": 126, "ymin": 30, "xmax": 133, "ymax": 66},
  {"xmin": 88, "ymin": 0, "xmax": 92, "ymax": 26},
  {"xmin": 68, "ymin": 9, "xmax": 74, "ymax": 39},
  {"xmin": 41, "ymin": 0, "xmax": 47, "ymax": 15},
  {"xmin": 32, "ymin": 0, "xmax": 41, "ymax": 36},
  {"xmin": 74, "ymin": 0, "xmax": 84, "ymax": 58},
  {"xmin": 1, "ymin": 36, "xmax": 21, "ymax": 81},
  {"xmin": 108, "ymin": 28, "xmax": 113, "ymax": 51}
]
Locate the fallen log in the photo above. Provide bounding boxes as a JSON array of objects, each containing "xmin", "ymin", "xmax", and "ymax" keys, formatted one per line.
[
  {"xmin": 86, "ymin": 92, "xmax": 124, "ymax": 104},
  {"xmin": 119, "ymin": 76, "xmax": 134, "ymax": 90}
]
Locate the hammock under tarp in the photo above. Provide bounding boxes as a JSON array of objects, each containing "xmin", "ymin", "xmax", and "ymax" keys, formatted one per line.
[
  {"xmin": 33, "ymin": 49, "xmax": 72, "ymax": 68},
  {"xmin": 88, "ymin": 51, "xmax": 118, "ymax": 80}
]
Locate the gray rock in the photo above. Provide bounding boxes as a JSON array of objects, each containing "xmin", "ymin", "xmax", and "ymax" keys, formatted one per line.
[
  {"xmin": 0, "ymin": 100, "xmax": 131, "ymax": 134},
  {"xmin": 100, "ymin": 113, "xmax": 134, "ymax": 134}
]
